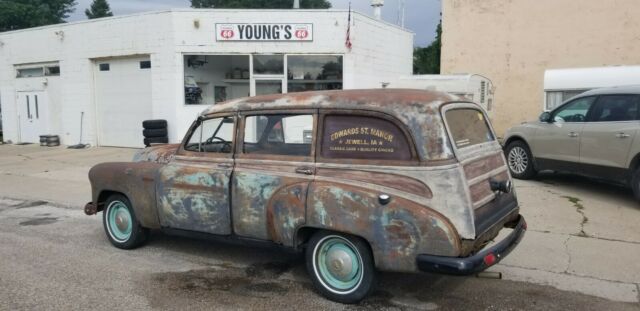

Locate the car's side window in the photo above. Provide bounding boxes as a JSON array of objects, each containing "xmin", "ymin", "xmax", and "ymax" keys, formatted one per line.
[
  {"xmin": 552, "ymin": 96, "xmax": 596, "ymax": 122},
  {"xmin": 184, "ymin": 116, "xmax": 235, "ymax": 153},
  {"xmin": 243, "ymin": 114, "xmax": 313, "ymax": 156},
  {"xmin": 589, "ymin": 95, "xmax": 640, "ymax": 122},
  {"xmin": 321, "ymin": 114, "xmax": 412, "ymax": 161}
]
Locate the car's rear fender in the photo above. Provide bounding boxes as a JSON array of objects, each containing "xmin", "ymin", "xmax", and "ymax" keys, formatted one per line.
[
  {"xmin": 89, "ymin": 162, "xmax": 163, "ymax": 229},
  {"xmin": 304, "ymin": 181, "xmax": 461, "ymax": 273}
]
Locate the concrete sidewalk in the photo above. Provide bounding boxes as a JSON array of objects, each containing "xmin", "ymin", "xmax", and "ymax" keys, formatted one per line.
[
  {"xmin": 0, "ymin": 144, "xmax": 639, "ymax": 304},
  {"xmin": 0, "ymin": 144, "xmax": 137, "ymax": 207}
]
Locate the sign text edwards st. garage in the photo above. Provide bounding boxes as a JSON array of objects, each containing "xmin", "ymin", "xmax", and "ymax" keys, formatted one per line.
[{"xmin": 216, "ymin": 23, "xmax": 313, "ymax": 42}]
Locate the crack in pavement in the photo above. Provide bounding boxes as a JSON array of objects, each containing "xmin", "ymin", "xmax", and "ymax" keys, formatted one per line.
[
  {"xmin": 500, "ymin": 262, "xmax": 637, "ymax": 286},
  {"xmin": 563, "ymin": 235, "xmax": 572, "ymax": 274},
  {"xmin": 561, "ymin": 195, "xmax": 589, "ymax": 237}
]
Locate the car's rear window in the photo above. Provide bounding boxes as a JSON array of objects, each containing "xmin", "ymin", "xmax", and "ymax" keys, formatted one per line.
[{"xmin": 445, "ymin": 108, "xmax": 495, "ymax": 148}]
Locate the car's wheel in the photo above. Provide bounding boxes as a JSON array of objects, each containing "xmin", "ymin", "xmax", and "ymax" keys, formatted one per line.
[
  {"xmin": 102, "ymin": 194, "xmax": 149, "ymax": 249},
  {"xmin": 505, "ymin": 140, "xmax": 536, "ymax": 179},
  {"xmin": 630, "ymin": 167, "xmax": 640, "ymax": 201},
  {"xmin": 305, "ymin": 231, "xmax": 375, "ymax": 304}
]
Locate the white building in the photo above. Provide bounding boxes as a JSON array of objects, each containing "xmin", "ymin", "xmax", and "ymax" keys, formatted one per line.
[{"xmin": 0, "ymin": 9, "xmax": 413, "ymax": 147}]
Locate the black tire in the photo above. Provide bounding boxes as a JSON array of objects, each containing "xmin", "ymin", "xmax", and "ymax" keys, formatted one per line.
[
  {"xmin": 143, "ymin": 128, "xmax": 168, "ymax": 138},
  {"xmin": 505, "ymin": 140, "xmax": 536, "ymax": 179},
  {"xmin": 142, "ymin": 119, "xmax": 167, "ymax": 130},
  {"xmin": 144, "ymin": 137, "xmax": 169, "ymax": 146},
  {"xmin": 630, "ymin": 167, "xmax": 640, "ymax": 201},
  {"xmin": 102, "ymin": 194, "xmax": 149, "ymax": 249},
  {"xmin": 305, "ymin": 231, "xmax": 376, "ymax": 304}
]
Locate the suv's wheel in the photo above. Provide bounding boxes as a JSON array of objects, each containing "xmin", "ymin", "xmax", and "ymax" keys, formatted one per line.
[
  {"xmin": 103, "ymin": 194, "xmax": 149, "ymax": 249},
  {"xmin": 630, "ymin": 167, "xmax": 640, "ymax": 201},
  {"xmin": 306, "ymin": 231, "xmax": 375, "ymax": 304},
  {"xmin": 505, "ymin": 140, "xmax": 536, "ymax": 179}
]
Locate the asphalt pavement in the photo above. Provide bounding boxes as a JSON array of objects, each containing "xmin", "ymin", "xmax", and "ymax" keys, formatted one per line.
[{"xmin": 0, "ymin": 144, "xmax": 639, "ymax": 310}]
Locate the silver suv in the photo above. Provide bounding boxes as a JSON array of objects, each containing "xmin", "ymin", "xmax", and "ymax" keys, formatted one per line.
[{"xmin": 504, "ymin": 85, "xmax": 640, "ymax": 198}]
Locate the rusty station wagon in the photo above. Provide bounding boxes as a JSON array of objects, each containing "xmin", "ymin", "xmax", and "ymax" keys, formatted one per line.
[{"xmin": 85, "ymin": 89, "xmax": 526, "ymax": 303}]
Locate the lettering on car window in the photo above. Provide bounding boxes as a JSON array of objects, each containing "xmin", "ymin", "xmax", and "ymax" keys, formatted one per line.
[{"xmin": 322, "ymin": 115, "xmax": 411, "ymax": 160}]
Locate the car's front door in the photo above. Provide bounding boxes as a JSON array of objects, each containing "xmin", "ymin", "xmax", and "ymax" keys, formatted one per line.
[
  {"xmin": 532, "ymin": 96, "xmax": 596, "ymax": 167},
  {"xmin": 156, "ymin": 115, "xmax": 235, "ymax": 235},
  {"xmin": 232, "ymin": 111, "xmax": 316, "ymax": 244},
  {"xmin": 580, "ymin": 95, "xmax": 640, "ymax": 170}
]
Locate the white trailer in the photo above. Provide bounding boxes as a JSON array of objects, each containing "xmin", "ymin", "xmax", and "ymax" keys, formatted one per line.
[
  {"xmin": 544, "ymin": 66, "xmax": 640, "ymax": 111},
  {"xmin": 389, "ymin": 74, "xmax": 494, "ymax": 114}
]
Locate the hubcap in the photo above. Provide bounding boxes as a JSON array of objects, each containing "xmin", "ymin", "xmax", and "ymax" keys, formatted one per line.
[
  {"xmin": 107, "ymin": 201, "xmax": 132, "ymax": 242},
  {"xmin": 508, "ymin": 146, "xmax": 529, "ymax": 174},
  {"xmin": 314, "ymin": 236, "xmax": 363, "ymax": 294}
]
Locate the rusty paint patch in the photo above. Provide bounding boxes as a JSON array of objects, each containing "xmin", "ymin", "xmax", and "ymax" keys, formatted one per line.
[
  {"xmin": 306, "ymin": 181, "xmax": 460, "ymax": 272},
  {"xmin": 157, "ymin": 162, "xmax": 231, "ymax": 235},
  {"xmin": 463, "ymin": 152, "xmax": 505, "ymax": 181},
  {"xmin": 133, "ymin": 144, "xmax": 179, "ymax": 163},
  {"xmin": 316, "ymin": 168, "xmax": 433, "ymax": 199}
]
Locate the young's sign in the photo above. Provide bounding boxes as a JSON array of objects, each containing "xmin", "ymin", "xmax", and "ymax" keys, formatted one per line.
[{"xmin": 216, "ymin": 23, "xmax": 313, "ymax": 42}]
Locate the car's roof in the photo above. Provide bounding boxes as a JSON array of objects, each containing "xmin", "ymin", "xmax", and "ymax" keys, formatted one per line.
[
  {"xmin": 201, "ymin": 89, "xmax": 461, "ymax": 116},
  {"xmin": 579, "ymin": 85, "xmax": 640, "ymax": 97}
]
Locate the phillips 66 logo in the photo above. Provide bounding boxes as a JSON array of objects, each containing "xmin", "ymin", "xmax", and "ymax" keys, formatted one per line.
[
  {"xmin": 220, "ymin": 29, "xmax": 234, "ymax": 39},
  {"xmin": 294, "ymin": 28, "xmax": 309, "ymax": 39}
]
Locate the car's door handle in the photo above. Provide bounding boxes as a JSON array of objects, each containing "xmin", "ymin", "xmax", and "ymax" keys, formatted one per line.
[
  {"xmin": 615, "ymin": 132, "xmax": 630, "ymax": 138},
  {"xmin": 295, "ymin": 167, "xmax": 314, "ymax": 175},
  {"xmin": 568, "ymin": 132, "xmax": 579, "ymax": 138}
]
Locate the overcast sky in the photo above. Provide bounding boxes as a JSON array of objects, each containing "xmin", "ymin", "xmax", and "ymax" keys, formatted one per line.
[{"xmin": 67, "ymin": 0, "xmax": 441, "ymax": 46}]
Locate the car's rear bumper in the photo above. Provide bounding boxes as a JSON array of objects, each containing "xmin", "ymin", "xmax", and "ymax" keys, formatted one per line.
[{"xmin": 416, "ymin": 215, "xmax": 526, "ymax": 275}]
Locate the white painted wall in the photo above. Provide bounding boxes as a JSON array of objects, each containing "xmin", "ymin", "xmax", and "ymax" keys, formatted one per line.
[{"xmin": 0, "ymin": 9, "xmax": 413, "ymax": 147}]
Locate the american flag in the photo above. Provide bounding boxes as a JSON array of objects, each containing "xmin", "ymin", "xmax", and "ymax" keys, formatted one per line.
[{"xmin": 345, "ymin": 2, "xmax": 352, "ymax": 50}]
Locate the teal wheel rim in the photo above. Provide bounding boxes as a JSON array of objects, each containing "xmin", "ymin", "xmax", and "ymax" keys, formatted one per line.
[
  {"xmin": 107, "ymin": 201, "xmax": 132, "ymax": 242},
  {"xmin": 314, "ymin": 236, "xmax": 363, "ymax": 293}
]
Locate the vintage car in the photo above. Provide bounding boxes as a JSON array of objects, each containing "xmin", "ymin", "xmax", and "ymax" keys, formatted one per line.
[{"xmin": 85, "ymin": 89, "xmax": 526, "ymax": 303}]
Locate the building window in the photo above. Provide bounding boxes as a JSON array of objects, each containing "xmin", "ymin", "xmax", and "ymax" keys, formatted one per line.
[
  {"xmin": 16, "ymin": 62, "xmax": 61, "ymax": 78},
  {"xmin": 139, "ymin": 61, "xmax": 151, "ymax": 69},
  {"xmin": 287, "ymin": 55, "xmax": 343, "ymax": 93},
  {"xmin": 253, "ymin": 54, "xmax": 284, "ymax": 75},
  {"xmin": 184, "ymin": 55, "xmax": 250, "ymax": 105},
  {"xmin": 16, "ymin": 67, "xmax": 44, "ymax": 78},
  {"xmin": 99, "ymin": 63, "xmax": 110, "ymax": 71},
  {"xmin": 45, "ymin": 66, "xmax": 60, "ymax": 76}
]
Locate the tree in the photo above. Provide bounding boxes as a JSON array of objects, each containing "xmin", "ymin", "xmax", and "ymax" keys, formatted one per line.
[
  {"xmin": 0, "ymin": 0, "xmax": 77, "ymax": 32},
  {"xmin": 413, "ymin": 20, "xmax": 441, "ymax": 74},
  {"xmin": 191, "ymin": 0, "xmax": 331, "ymax": 9},
  {"xmin": 85, "ymin": 0, "xmax": 113, "ymax": 19}
]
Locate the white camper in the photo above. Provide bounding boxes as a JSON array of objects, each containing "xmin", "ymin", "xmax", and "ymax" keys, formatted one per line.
[
  {"xmin": 390, "ymin": 74, "xmax": 494, "ymax": 114},
  {"xmin": 544, "ymin": 66, "xmax": 640, "ymax": 111}
]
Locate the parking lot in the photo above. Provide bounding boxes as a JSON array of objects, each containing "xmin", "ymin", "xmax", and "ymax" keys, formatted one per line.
[{"xmin": 0, "ymin": 144, "xmax": 639, "ymax": 310}]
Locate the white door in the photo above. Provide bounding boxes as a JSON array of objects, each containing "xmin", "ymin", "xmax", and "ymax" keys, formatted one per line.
[
  {"xmin": 95, "ymin": 56, "xmax": 152, "ymax": 147},
  {"xmin": 17, "ymin": 91, "xmax": 48, "ymax": 143}
]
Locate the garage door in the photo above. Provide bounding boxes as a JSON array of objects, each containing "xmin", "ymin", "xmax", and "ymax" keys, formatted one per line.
[{"xmin": 95, "ymin": 56, "xmax": 152, "ymax": 147}]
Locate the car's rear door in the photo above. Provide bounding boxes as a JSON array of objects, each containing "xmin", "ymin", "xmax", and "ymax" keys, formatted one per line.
[
  {"xmin": 231, "ymin": 110, "xmax": 316, "ymax": 244},
  {"xmin": 531, "ymin": 96, "xmax": 596, "ymax": 168},
  {"xmin": 579, "ymin": 95, "xmax": 640, "ymax": 178},
  {"xmin": 156, "ymin": 115, "xmax": 235, "ymax": 235}
]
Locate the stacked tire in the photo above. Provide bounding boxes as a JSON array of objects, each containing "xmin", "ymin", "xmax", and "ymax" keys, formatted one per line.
[{"xmin": 142, "ymin": 120, "xmax": 168, "ymax": 147}]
